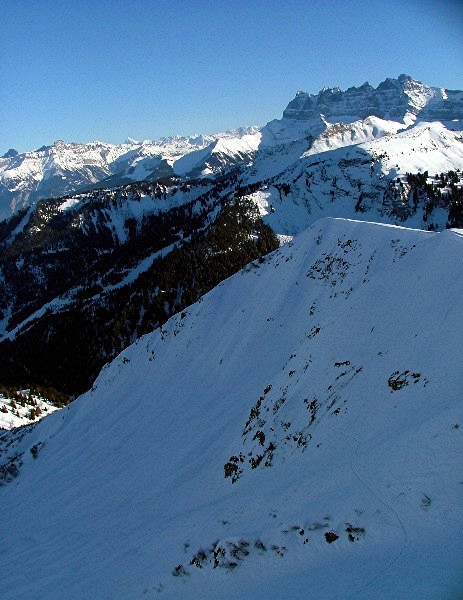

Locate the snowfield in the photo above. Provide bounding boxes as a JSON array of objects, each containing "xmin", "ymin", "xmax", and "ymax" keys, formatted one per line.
[{"xmin": 0, "ymin": 217, "xmax": 461, "ymax": 599}]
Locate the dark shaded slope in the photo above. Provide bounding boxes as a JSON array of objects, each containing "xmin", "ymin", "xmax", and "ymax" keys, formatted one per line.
[{"xmin": 0, "ymin": 177, "xmax": 278, "ymax": 396}]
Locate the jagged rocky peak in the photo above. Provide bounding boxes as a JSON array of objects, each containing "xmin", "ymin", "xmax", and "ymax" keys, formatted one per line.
[
  {"xmin": 283, "ymin": 74, "xmax": 463, "ymax": 122},
  {"xmin": 2, "ymin": 149, "xmax": 19, "ymax": 159}
]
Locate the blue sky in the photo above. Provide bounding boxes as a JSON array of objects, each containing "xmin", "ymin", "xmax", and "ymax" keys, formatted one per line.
[{"xmin": 2, "ymin": 0, "xmax": 462, "ymax": 154}]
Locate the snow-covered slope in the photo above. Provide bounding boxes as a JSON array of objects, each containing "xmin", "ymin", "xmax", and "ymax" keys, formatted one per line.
[
  {"xmin": 173, "ymin": 130, "xmax": 261, "ymax": 176},
  {"xmin": 0, "ymin": 389, "xmax": 62, "ymax": 429},
  {"xmin": 247, "ymin": 120, "xmax": 463, "ymax": 236},
  {"xmin": 1, "ymin": 218, "xmax": 461, "ymax": 599}
]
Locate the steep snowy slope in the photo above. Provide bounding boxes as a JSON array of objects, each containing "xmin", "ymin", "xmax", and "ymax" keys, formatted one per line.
[
  {"xmin": 0, "ymin": 218, "xmax": 461, "ymax": 599},
  {"xmin": 173, "ymin": 130, "xmax": 261, "ymax": 176}
]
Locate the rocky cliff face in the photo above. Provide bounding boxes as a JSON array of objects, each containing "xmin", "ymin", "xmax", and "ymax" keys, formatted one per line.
[{"xmin": 283, "ymin": 74, "xmax": 463, "ymax": 122}]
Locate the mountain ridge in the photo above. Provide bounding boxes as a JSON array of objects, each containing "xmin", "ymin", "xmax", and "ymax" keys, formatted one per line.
[
  {"xmin": 1, "ymin": 74, "xmax": 462, "ymax": 221},
  {"xmin": 0, "ymin": 127, "xmax": 259, "ymax": 220},
  {"xmin": 283, "ymin": 73, "xmax": 463, "ymax": 122}
]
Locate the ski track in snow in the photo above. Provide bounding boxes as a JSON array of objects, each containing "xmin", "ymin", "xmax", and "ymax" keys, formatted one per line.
[{"xmin": 339, "ymin": 430, "xmax": 409, "ymax": 598}]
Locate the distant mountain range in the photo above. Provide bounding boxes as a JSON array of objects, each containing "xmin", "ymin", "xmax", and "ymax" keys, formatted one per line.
[
  {"xmin": 0, "ymin": 128, "xmax": 258, "ymax": 220},
  {"xmin": 1, "ymin": 74, "xmax": 462, "ymax": 221}
]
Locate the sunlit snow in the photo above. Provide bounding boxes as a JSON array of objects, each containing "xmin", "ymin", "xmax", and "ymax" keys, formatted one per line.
[{"xmin": 0, "ymin": 218, "xmax": 461, "ymax": 599}]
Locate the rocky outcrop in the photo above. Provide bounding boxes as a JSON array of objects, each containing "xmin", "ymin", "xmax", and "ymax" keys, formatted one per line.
[{"xmin": 283, "ymin": 74, "xmax": 463, "ymax": 122}]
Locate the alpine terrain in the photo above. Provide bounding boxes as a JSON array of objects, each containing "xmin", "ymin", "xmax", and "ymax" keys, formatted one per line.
[
  {"xmin": 0, "ymin": 217, "xmax": 462, "ymax": 599},
  {"xmin": 0, "ymin": 74, "xmax": 462, "ymax": 399},
  {"xmin": 0, "ymin": 74, "xmax": 462, "ymax": 599}
]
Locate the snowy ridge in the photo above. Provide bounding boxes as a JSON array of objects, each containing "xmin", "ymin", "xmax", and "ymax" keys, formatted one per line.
[
  {"xmin": 173, "ymin": 131, "xmax": 261, "ymax": 176},
  {"xmin": 242, "ymin": 119, "xmax": 463, "ymax": 236},
  {"xmin": 0, "ymin": 218, "xmax": 461, "ymax": 599},
  {"xmin": 305, "ymin": 115, "xmax": 404, "ymax": 155},
  {"xmin": 362, "ymin": 120, "xmax": 463, "ymax": 174}
]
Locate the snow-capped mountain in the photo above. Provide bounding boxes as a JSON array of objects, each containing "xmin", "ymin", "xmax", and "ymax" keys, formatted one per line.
[
  {"xmin": 172, "ymin": 129, "xmax": 261, "ymax": 177},
  {"xmin": 283, "ymin": 74, "xmax": 463, "ymax": 123},
  {"xmin": 1, "ymin": 217, "xmax": 461, "ymax": 599},
  {"xmin": 2, "ymin": 75, "xmax": 462, "ymax": 223},
  {"xmin": 247, "ymin": 119, "xmax": 463, "ymax": 236},
  {"xmin": 0, "ymin": 128, "xmax": 258, "ymax": 221}
]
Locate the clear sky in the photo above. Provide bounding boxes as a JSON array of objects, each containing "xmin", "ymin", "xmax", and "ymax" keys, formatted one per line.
[{"xmin": 2, "ymin": 0, "xmax": 462, "ymax": 154}]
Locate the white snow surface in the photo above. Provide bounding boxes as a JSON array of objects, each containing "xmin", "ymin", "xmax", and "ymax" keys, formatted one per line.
[
  {"xmin": 0, "ymin": 392, "xmax": 60, "ymax": 429},
  {"xmin": 1, "ymin": 217, "xmax": 462, "ymax": 599},
  {"xmin": 364, "ymin": 120, "xmax": 463, "ymax": 174},
  {"xmin": 305, "ymin": 116, "xmax": 405, "ymax": 156}
]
